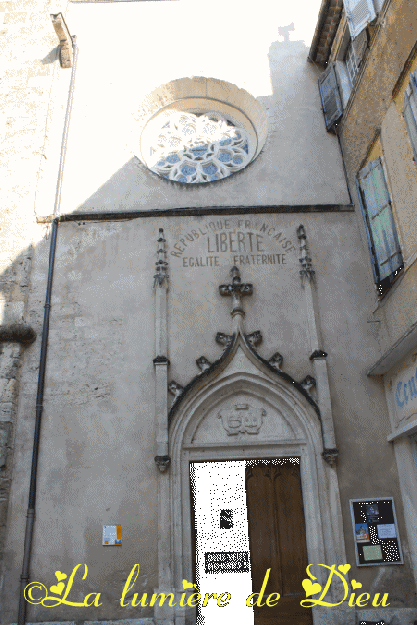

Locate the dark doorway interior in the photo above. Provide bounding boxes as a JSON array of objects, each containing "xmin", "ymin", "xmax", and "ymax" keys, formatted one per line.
[{"xmin": 190, "ymin": 461, "xmax": 254, "ymax": 625}]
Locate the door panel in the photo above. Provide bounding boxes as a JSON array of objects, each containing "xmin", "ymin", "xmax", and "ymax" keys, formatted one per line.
[{"xmin": 245, "ymin": 460, "xmax": 313, "ymax": 625}]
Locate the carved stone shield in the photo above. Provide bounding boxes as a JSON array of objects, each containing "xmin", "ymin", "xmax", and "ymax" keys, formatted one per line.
[{"xmin": 218, "ymin": 404, "xmax": 266, "ymax": 435}]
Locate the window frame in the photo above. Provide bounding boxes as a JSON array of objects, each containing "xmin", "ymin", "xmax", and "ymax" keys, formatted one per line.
[
  {"xmin": 403, "ymin": 70, "xmax": 417, "ymax": 163},
  {"xmin": 344, "ymin": 39, "xmax": 359, "ymax": 88},
  {"xmin": 410, "ymin": 433, "xmax": 417, "ymax": 477},
  {"xmin": 356, "ymin": 157, "xmax": 404, "ymax": 296}
]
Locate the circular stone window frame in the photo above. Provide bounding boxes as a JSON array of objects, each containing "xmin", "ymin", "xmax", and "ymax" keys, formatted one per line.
[{"xmin": 134, "ymin": 77, "xmax": 268, "ymax": 184}]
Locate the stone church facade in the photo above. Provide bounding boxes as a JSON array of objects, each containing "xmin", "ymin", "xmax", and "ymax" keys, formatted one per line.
[{"xmin": 0, "ymin": 1, "xmax": 416, "ymax": 625}]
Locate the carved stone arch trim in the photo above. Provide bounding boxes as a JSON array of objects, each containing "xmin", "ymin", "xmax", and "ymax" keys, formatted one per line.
[
  {"xmin": 167, "ymin": 332, "xmax": 339, "ymax": 461},
  {"xmin": 163, "ymin": 366, "xmax": 350, "ymax": 625},
  {"xmin": 171, "ymin": 372, "xmax": 320, "ymax": 451},
  {"xmin": 168, "ymin": 333, "xmax": 321, "ymax": 421}
]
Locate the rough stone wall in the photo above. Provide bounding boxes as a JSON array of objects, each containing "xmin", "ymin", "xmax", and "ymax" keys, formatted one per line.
[
  {"xmin": 337, "ymin": 0, "xmax": 417, "ymax": 350},
  {"xmin": 339, "ymin": 0, "xmax": 417, "ymax": 179},
  {"xmin": 0, "ymin": 339, "xmax": 23, "ymax": 553},
  {"xmin": 0, "ymin": 0, "xmax": 69, "ymax": 560}
]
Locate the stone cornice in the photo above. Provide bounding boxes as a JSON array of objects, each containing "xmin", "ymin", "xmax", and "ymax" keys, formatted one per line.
[
  {"xmin": 0, "ymin": 324, "xmax": 36, "ymax": 345},
  {"xmin": 309, "ymin": 0, "xmax": 344, "ymax": 66}
]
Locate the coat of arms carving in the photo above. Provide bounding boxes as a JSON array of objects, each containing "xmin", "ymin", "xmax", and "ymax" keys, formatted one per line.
[{"xmin": 218, "ymin": 404, "xmax": 266, "ymax": 435}]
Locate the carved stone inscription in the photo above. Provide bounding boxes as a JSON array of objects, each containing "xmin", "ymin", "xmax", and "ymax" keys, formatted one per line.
[
  {"xmin": 170, "ymin": 218, "xmax": 296, "ymax": 268},
  {"xmin": 218, "ymin": 403, "xmax": 266, "ymax": 435}
]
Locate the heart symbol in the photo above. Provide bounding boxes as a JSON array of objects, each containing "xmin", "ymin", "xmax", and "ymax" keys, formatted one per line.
[
  {"xmin": 182, "ymin": 579, "xmax": 194, "ymax": 590},
  {"xmin": 50, "ymin": 582, "xmax": 65, "ymax": 595},
  {"xmin": 351, "ymin": 579, "xmax": 362, "ymax": 589},
  {"xmin": 54, "ymin": 571, "xmax": 67, "ymax": 582},
  {"xmin": 338, "ymin": 564, "xmax": 351, "ymax": 575},
  {"xmin": 302, "ymin": 579, "xmax": 322, "ymax": 597}
]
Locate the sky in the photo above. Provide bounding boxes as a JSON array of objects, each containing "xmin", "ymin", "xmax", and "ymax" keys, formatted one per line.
[{"xmin": 180, "ymin": 0, "xmax": 324, "ymax": 48}]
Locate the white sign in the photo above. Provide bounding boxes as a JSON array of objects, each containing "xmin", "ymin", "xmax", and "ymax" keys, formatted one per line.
[
  {"xmin": 377, "ymin": 524, "xmax": 396, "ymax": 539},
  {"xmin": 103, "ymin": 525, "xmax": 122, "ymax": 546},
  {"xmin": 390, "ymin": 356, "xmax": 417, "ymax": 426}
]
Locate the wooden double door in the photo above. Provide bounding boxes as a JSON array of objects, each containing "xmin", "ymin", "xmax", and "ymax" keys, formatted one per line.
[{"xmin": 191, "ymin": 458, "xmax": 312, "ymax": 625}]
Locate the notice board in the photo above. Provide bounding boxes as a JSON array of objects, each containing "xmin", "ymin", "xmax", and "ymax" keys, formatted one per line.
[{"xmin": 349, "ymin": 498, "xmax": 403, "ymax": 566}]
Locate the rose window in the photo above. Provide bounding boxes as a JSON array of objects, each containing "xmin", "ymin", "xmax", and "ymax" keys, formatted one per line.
[{"xmin": 146, "ymin": 112, "xmax": 251, "ymax": 184}]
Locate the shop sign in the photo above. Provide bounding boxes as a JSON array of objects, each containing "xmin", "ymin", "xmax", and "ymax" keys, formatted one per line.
[{"xmin": 390, "ymin": 356, "xmax": 417, "ymax": 427}]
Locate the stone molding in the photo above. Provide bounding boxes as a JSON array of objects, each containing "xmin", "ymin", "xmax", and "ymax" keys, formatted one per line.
[
  {"xmin": 134, "ymin": 77, "xmax": 268, "ymax": 169},
  {"xmin": 168, "ymin": 332, "xmax": 348, "ymax": 625},
  {"xmin": 51, "ymin": 13, "xmax": 73, "ymax": 68},
  {"xmin": 0, "ymin": 324, "xmax": 36, "ymax": 345},
  {"xmin": 297, "ymin": 225, "xmax": 337, "ymax": 457}
]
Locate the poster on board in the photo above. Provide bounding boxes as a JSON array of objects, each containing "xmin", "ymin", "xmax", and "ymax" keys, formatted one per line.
[{"xmin": 349, "ymin": 498, "xmax": 403, "ymax": 566}]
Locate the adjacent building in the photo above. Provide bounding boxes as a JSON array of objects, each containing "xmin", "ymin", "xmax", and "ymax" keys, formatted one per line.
[{"xmin": 311, "ymin": 0, "xmax": 417, "ymax": 606}]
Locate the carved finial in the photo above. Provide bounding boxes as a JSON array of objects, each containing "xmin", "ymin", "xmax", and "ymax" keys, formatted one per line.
[
  {"xmin": 269, "ymin": 352, "xmax": 283, "ymax": 371},
  {"xmin": 219, "ymin": 267, "xmax": 253, "ymax": 316},
  {"xmin": 168, "ymin": 381, "xmax": 183, "ymax": 400},
  {"xmin": 300, "ymin": 375, "xmax": 316, "ymax": 394},
  {"xmin": 245, "ymin": 331, "xmax": 263, "ymax": 347},
  {"xmin": 154, "ymin": 228, "xmax": 168, "ymax": 288},
  {"xmin": 310, "ymin": 349, "xmax": 327, "ymax": 360},
  {"xmin": 155, "ymin": 455, "xmax": 171, "ymax": 472},
  {"xmin": 215, "ymin": 332, "xmax": 234, "ymax": 348},
  {"xmin": 196, "ymin": 356, "xmax": 212, "ymax": 372},
  {"xmin": 322, "ymin": 448, "xmax": 339, "ymax": 467},
  {"xmin": 297, "ymin": 225, "xmax": 315, "ymax": 283}
]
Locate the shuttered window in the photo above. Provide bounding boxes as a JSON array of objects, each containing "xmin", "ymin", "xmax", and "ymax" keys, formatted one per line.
[
  {"xmin": 344, "ymin": 40, "xmax": 359, "ymax": 87},
  {"xmin": 343, "ymin": 0, "xmax": 376, "ymax": 39},
  {"xmin": 403, "ymin": 71, "xmax": 417, "ymax": 162},
  {"xmin": 318, "ymin": 64, "xmax": 343, "ymax": 131},
  {"xmin": 356, "ymin": 158, "xmax": 403, "ymax": 295}
]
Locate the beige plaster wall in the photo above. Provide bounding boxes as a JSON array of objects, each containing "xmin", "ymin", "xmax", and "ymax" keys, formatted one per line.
[
  {"xmin": 2, "ymin": 212, "xmax": 415, "ymax": 622},
  {"xmin": 4, "ymin": 0, "xmax": 417, "ymax": 623},
  {"xmin": 31, "ymin": 0, "xmax": 350, "ymax": 216}
]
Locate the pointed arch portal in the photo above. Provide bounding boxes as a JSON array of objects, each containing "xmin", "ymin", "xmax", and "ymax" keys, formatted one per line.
[
  {"xmin": 153, "ymin": 265, "xmax": 349, "ymax": 625},
  {"xmin": 165, "ymin": 337, "xmax": 347, "ymax": 625}
]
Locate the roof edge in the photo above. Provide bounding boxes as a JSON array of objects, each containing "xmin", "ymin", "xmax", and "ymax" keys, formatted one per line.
[{"xmin": 309, "ymin": 0, "xmax": 344, "ymax": 66}]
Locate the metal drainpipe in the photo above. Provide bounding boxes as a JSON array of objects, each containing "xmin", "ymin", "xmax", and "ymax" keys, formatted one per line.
[{"xmin": 17, "ymin": 36, "xmax": 78, "ymax": 625}]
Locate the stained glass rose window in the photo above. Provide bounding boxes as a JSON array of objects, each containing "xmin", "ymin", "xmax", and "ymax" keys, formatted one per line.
[{"xmin": 146, "ymin": 112, "xmax": 252, "ymax": 184}]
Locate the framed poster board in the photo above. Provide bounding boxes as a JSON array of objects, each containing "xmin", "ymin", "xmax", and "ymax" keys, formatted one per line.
[{"xmin": 349, "ymin": 498, "xmax": 403, "ymax": 566}]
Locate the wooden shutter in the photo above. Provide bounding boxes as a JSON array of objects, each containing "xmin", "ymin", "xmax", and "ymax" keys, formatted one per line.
[
  {"xmin": 355, "ymin": 177, "xmax": 378, "ymax": 283},
  {"xmin": 357, "ymin": 158, "xmax": 403, "ymax": 285},
  {"xmin": 403, "ymin": 72, "xmax": 417, "ymax": 161},
  {"xmin": 318, "ymin": 64, "xmax": 343, "ymax": 131},
  {"xmin": 344, "ymin": 0, "xmax": 376, "ymax": 39}
]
